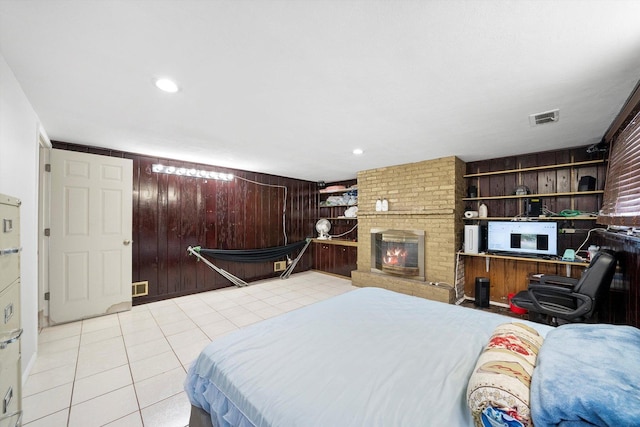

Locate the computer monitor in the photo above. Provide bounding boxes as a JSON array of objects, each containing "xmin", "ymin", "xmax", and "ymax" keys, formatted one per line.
[{"xmin": 487, "ymin": 221, "xmax": 558, "ymax": 257}]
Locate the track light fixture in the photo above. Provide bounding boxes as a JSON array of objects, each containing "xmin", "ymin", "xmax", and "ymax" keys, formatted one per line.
[{"xmin": 152, "ymin": 164, "xmax": 234, "ymax": 181}]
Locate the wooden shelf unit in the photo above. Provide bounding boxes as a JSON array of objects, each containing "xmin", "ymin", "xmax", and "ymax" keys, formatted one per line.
[
  {"xmin": 462, "ymin": 147, "xmax": 607, "ymax": 305},
  {"xmin": 315, "ymin": 180, "xmax": 358, "ymax": 276},
  {"xmin": 463, "ymin": 159, "xmax": 605, "ymax": 178},
  {"xmin": 462, "ymin": 190, "xmax": 603, "ymax": 201}
]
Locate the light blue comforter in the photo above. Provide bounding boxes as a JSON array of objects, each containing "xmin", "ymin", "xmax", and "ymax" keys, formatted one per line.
[
  {"xmin": 185, "ymin": 287, "xmax": 551, "ymax": 427},
  {"xmin": 530, "ymin": 323, "xmax": 640, "ymax": 427}
]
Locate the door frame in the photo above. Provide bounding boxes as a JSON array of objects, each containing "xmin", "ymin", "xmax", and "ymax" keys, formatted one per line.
[{"xmin": 37, "ymin": 134, "xmax": 52, "ymax": 329}]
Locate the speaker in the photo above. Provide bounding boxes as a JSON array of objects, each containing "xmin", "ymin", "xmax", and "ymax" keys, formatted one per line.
[
  {"xmin": 578, "ymin": 175, "xmax": 596, "ymax": 192},
  {"xmin": 480, "ymin": 225, "xmax": 488, "ymax": 252},
  {"xmin": 464, "ymin": 225, "xmax": 480, "ymax": 254},
  {"xmin": 524, "ymin": 198, "xmax": 542, "ymax": 217},
  {"xmin": 475, "ymin": 277, "xmax": 490, "ymax": 308}
]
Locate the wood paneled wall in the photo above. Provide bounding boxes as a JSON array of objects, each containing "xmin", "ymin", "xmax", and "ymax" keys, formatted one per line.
[
  {"xmin": 465, "ymin": 146, "xmax": 607, "ymax": 254},
  {"xmin": 592, "ymin": 226, "xmax": 640, "ymax": 326},
  {"xmin": 52, "ymin": 142, "xmax": 318, "ymax": 304}
]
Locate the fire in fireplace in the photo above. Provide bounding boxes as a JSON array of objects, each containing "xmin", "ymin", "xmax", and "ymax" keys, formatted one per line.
[{"xmin": 371, "ymin": 229, "xmax": 425, "ymax": 280}]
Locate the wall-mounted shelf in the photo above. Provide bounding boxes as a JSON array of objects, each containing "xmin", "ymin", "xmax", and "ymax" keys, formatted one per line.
[
  {"xmin": 321, "ymin": 217, "xmax": 358, "ymax": 220},
  {"xmin": 463, "ymin": 159, "xmax": 605, "ymax": 178},
  {"xmin": 319, "ymin": 203, "xmax": 358, "ymax": 208},
  {"xmin": 319, "ymin": 186, "xmax": 357, "ymax": 194},
  {"xmin": 462, "ymin": 251, "xmax": 588, "ymax": 266},
  {"xmin": 463, "ymin": 215, "xmax": 598, "ymax": 221},
  {"xmin": 311, "ymin": 238, "xmax": 357, "ymax": 247},
  {"xmin": 463, "ymin": 190, "xmax": 603, "ymax": 201}
]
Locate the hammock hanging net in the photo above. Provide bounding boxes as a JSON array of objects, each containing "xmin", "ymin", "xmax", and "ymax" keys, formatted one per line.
[
  {"xmin": 193, "ymin": 240, "xmax": 309, "ymax": 263},
  {"xmin": 187, "ymin": 238, "xmax": 312, "ymax": 286}
]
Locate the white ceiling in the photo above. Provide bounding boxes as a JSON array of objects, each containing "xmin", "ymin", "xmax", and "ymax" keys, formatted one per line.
[{"xmin": 2, "ymin": 0, "xmax": 640, "ymax": 182}]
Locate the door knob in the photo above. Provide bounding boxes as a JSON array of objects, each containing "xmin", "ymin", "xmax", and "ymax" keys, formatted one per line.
[{"xmin": 123, "ymin": 240, "xmax": 132, "ymax": 246}]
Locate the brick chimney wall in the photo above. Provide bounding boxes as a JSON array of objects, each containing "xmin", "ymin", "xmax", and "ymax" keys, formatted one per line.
[{"xmin": 352, "ymin": 156, "xmax": 466, "ymax": 302}]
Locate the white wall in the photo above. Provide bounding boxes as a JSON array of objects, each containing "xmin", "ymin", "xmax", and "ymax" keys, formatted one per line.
[{"xmin": 0, "ymin": 52, "xmax": 46, "ymax": 380}]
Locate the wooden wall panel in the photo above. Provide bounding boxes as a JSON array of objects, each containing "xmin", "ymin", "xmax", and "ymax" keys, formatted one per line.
[
  {"xmin": 466, "ymin": 146, "xmax": 606, "ymax": 255},
  {"xmin": 465, "ymin": 256, "xmax": 584, "ymax": 305},
  {"xmin": 592, "ymin": 231, "xmax": 640, "ymax": 327},
  {"xmin": 52, "ymin": 141, "xmax": 317, "ymax": 304}
]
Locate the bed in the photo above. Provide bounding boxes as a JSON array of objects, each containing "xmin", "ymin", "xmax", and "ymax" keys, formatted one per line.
[{"xmin": 185, "ymin": 287, "xmax": 640, "ymax": 427}]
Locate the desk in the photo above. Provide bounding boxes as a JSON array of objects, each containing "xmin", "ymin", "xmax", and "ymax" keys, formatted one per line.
[{"xmin": 462, "ymin": 252, "xmax": 588, "ymax": 305}]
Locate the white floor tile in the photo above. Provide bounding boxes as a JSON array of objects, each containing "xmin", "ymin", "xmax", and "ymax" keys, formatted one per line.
[
  {"xmin": 153, "ymin": 310, "xmax": 191, "ymax": 326},
  {"xmin": 125, "ymin": 337, "xmax": 172, "ymax": 362},
  {"xmin": 165, "ymin": 328, "xmax": 209, "ymax": 349},
  {"xmin": 134, "ymin": 366, "xmax": 187, "ymax": 408},
  {"xmin": 227, "ymin": 312, "xmax": 263, "ymax": 327},
  {"xmin": 217, "ymin": 304, "xmax": 251, "ymax": 318},
  {"xmin": 22, "ymin": 408, "xmax": 68, "ymax": 427},
  {"xmin": 173, "ymin": 338, "xmax": 211, "ymax": 366},
  {"xmin": 275, "ymin": 299, "xmax": 304, "ymax": 312},
  {"xmin": 22, "ymin": 382, "xmax": 73, "ymax": 425},
  {"xmin": 68, "ymin": 385, "xmax": 139, "ymax": 427},
  {"xmin": 263, "ymin": 294, "xmax": 289, "ymax": 306},
  {"xmin": 122, "ymin": 325, "xmax": 165, "ymax": 347},
  {"xmin": 204, "ymin": 298, "xmax": 240, "ymax": 310},
  {"xmin": 199, "ymin": 318, "xmax": 239, "ymax": 340},
  {"xmin": 140, "ymin": 392, "xmax": 191, "ymax": 427},
  {"xmin": 71, "ymin": 364, "xmax": 132, "ymax": 405},
  {"xmin": 23, "ymin": 363, "xmax": 76, "ymax": 397},
  {"xmin": 159, "ymin": 318, "xmax": 197, "ymax": 336},
  {"xmin": 103, "ymin": 411, "xmax": 144, "ymax": 427},
  {"xmin": 80, "ymin": 325, "xmax": 122, "ymax": 345},
  {"xmin": 78, "ymin": 335, "xmax": 125, "ymax": 356},
  {"xmin": 75, "ymin": 346, "xmax": 128, "ymax": 380},
  {"xmin": 119, "ymin": 316, "xmax": 159, "ymax": 335},
  {"xmin": 28, "ymin": 347, "xmax": 78, "ymax": 375},
  {"xmin": 81, "ymin": 314, "xmax": 120, "ymax": 333},
  {"xmin": 254, "ymin": 305, "xmax": 286, "ymax": 319},
  {"xmin": 188, "ymin": 310, "xmax": 226, "ymax": 327},
  {"xmin": 37, "ymin": 335, "xmax": 80, "ymax": 356},
  {"xmin": 38, "ymin": 322, "xmax": 82, "ymax": 344},
  {"xmin": 129, "ymin": 350, "xmax": 182, "ymax": 382}
]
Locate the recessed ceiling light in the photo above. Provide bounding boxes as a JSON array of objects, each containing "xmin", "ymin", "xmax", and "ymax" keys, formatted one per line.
[
  {"xmin": 154, "ymin": 77, "xmax": 179, "ymax": 93},
  {"xmin": 353, "ymin": 148, "xmax": 364, "ymax": 155}
]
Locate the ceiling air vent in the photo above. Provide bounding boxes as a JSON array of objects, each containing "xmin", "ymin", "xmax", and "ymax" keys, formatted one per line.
[{"xmin": 529, "ymin": 109, "xmax": 559, "ymax": 126}]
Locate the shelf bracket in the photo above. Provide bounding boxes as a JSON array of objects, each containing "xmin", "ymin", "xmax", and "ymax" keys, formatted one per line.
[
  {"xmin": 486, "ymin": 256, "xmax": 490, "ymax": 273},
  {"xmin": 566, "ymin": 264, "xmax": 571, "ymax": 277}
]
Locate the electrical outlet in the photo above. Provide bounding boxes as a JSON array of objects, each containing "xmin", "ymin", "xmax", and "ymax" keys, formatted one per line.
[{"xmin": 274, "ymin": 261, "xmax": 287, "ymax": 272}]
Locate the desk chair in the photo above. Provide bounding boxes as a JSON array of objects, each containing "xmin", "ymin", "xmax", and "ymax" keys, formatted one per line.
[{"xmin": 511, "ymin": 250, "xmax": 617, "ymax": 325}]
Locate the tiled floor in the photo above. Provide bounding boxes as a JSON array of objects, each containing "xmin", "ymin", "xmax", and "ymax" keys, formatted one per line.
[{"xmin": 23, "ymin": 271, "xmax": 356, "ymax": 427}]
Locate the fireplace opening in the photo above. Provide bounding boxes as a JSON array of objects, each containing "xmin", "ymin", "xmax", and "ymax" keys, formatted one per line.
[{"xmin": 371, "ymin": 229, "xmax": 425, "ymax": 280}]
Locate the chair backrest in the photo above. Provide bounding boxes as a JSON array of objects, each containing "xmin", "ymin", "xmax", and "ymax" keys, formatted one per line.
[{"xmin": 574, "ymin": 250, "xmax": 617, "ymax": 301}]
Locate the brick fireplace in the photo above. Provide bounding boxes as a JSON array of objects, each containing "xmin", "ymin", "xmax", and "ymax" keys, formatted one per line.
[
  {"xmin": 371, "ymin": 228, "xmax": 425, "ymax": 279},
  {"xmin": 351, "ymin": 156, "xmax": 466, "ymax": 304}
]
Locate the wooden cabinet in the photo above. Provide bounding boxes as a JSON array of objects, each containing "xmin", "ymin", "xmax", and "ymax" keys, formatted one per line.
[
  {"xmin": 313, "ymin": 240, "xmax": 357, "ymax": 278},
  {"xmin": 463, "ymin": 253, "xmax": 587, "ymax": 305},
  {"xmin": 0, "ymin": 194, "xmax": 22, "ymax": 427}
]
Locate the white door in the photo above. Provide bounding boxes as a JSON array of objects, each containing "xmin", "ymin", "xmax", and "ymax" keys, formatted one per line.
[{"xmin": 49, "ymin": 149, "xmax": 133, "ymax": 324}]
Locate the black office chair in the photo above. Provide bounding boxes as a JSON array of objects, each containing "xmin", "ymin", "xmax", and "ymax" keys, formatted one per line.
[{"xmin": 511, "ymin": 250, "xmax": 617, "ymax": 325}]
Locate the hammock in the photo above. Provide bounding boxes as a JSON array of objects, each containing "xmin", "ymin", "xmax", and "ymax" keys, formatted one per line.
[
  {"xmin": 187, "ymin": 238, "xmax": 313, "ymax": 287},
  {"xmin": 195, "ymin": 240, "xmax": 309, "ymax": 263}
]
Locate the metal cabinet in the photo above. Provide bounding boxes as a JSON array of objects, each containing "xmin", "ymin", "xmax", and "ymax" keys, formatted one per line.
[{"xmin": 0, "ymin": 194, "xmax": 22, "ymax": 427}]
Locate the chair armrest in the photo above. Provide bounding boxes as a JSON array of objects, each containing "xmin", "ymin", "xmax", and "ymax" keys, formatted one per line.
[
  {"xmin": 538, "ymin": 275, "xmax": 579, "ymax": 287},
  {"xmin": 527, "ymin": 287, "xmax": 593, "ymax": 319},
  {"xmin": 528, "ymin": 283, "xmax": 573, "ymax": 294}
]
